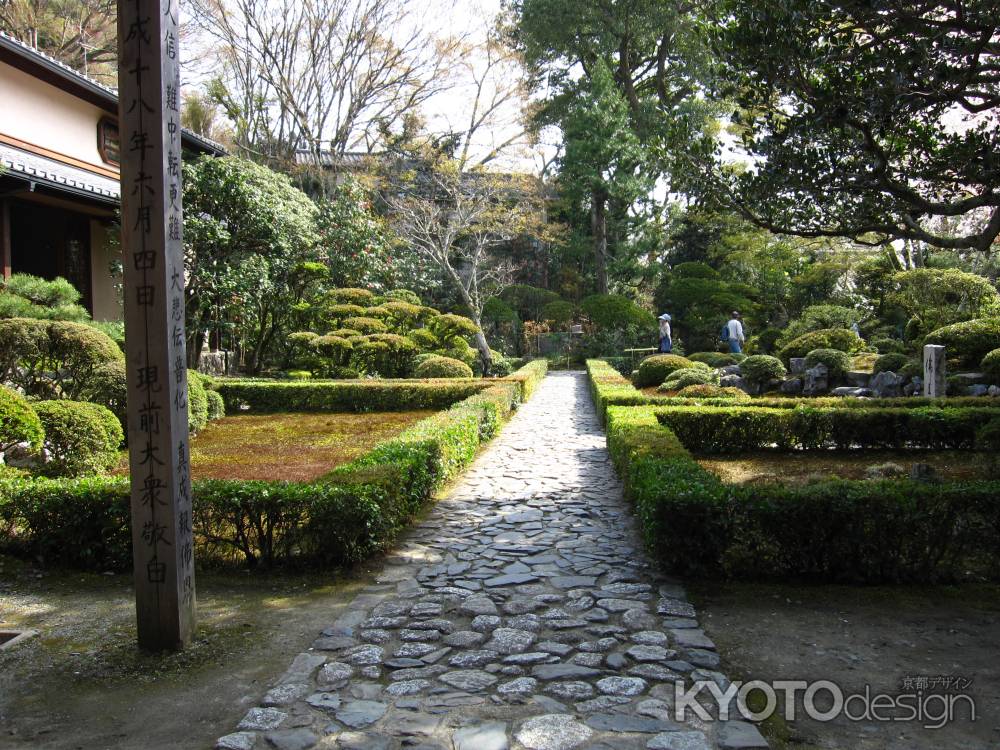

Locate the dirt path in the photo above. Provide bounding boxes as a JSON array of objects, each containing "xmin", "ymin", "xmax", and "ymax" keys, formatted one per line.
[
  {"xmin": 0, "ymin": 562, "xmax": 372, "ymax": 750},
  {"xmin": 690, "ymin": 582, "xmax": 1000, "ymax": 750}
]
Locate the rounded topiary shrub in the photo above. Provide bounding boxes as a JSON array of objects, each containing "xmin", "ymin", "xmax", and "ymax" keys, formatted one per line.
[
  {"xmin": 429, "ymin": 313, "xmax": 480, "ymax": 344},
  {"xmin": 206, "ymin": 389, "xmax": 226, "ymax": 421},
  {"xmin": 341, "ymin": 316, "xmax": 389, "ymax": 335},
  {"xmin": 805, "ymin": 348, "xmax": 852, "ymax": 378},
  {"xmin": 660, "ymin": 368, "xmax": 719, "ymax": 392},
  {"xmin": 981, "ymin": 349, "xmax": 1000, "ymax": 381},
  {"xmin": 924, "ymin": 318, "xmax": 1000, "ymax": 368},
  {"xmin": 413, "ymin": 355, "xmax": 474, "ymax": 379},
  {"xmin": 0, "ymin": 317, "xmax": 124, "ymax": 400},
  {"xmin": 900, "ymin": 360, "xmax": 923, "ymax": 379},
  {"xmin": 32, "ymin": 399, "xmax": 123, "ymax": 477},
  {"xmin": 78, "ymin": 358, "xmax": 127, "ymax": 429},
  {"xmin": 328, "ymin": 329, "xmax": 362, "ymax": 341},
  {"xmin": 384, "ymin": 289, "xmax": 422, "ymax": 306},
  {"xmin": 633, "ymin": 354, "xmax": 697, "ymax": 388},
  {"xmin": 407, "ymin": 328, "xmax": 440, "ymax": 351},
  {"xmin": 330, "ymin": 287, "xmax": 376, "ymax": 306},
  {"xmin": 0, "ymin": 385, "xmax": 44, "ymax": 454},
  {"xmin": 351, "ymin": 334, "xmax": 418, "ymax": 378},
  {"xmin": 873, "ymin": 352, "xmax": 911, "ymax": 375},
  {"xmin": 740, "ymin": 355, "xmax": 787, "ymax": 386},
  {"xmin": 676, "ymin": 384, "xmax": 752, "ymax": 401},
  {"xmin": 313, "ymin": 334, "xmax": 353, "ymax": 366},
  {"xmin": 778, "ymin": 328, "xmax": 863, "ymax": 362},
  {"xmin": 688, "ymin": 352, "xmax": 740, "ymax": 368},
  {"xmin": 187, "ymin": 370, "xmax": 209, "ymax": 433}
]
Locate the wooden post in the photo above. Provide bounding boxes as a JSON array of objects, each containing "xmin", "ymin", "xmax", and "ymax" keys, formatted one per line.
[{"xmin": 118, "ymin": 0, "xmax": 195, "ymax": 651}]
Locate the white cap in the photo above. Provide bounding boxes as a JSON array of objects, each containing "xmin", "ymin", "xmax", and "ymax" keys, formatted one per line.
[{"xmin": 658, "ymin": 313, "xmax": 672, "ymax": 321}]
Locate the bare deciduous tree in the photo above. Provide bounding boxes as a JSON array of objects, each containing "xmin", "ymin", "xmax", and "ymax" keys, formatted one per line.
[
  {"xmin": 386, "ymin": 156, "xmax": 552, "ymax": 372},
  {"xmin": 0, "ymin": 0, "xmax": 117, "ymax": 83},
  {"xmin": 186, "ymin": 0, "xmax": 459, "ymax": 171}
]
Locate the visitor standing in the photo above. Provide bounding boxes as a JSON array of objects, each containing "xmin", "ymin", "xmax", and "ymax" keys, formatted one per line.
[
  {"xmin": 658, "ymin": 313, "xmax": 673, "ymax": 353},
  {"xmin": 722, "ymin": 311, "xmax": 745, "ymax": 354}
]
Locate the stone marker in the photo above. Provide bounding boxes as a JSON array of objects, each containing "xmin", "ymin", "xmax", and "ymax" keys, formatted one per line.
[
  {"xmin": 118, "ymin": 0, "xmax": 195, "ymax": 650},
  {"xmin": 923, "ymin": 344, "xmax": 946, "ymax": 398}
]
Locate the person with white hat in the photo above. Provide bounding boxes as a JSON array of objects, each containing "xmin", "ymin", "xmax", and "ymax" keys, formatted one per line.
[{"xmin": 658, "ymin": 313, "xmax": 673, "ymax": 353}]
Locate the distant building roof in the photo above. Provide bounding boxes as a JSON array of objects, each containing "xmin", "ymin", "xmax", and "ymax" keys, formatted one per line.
[
  {"xmin": 0, "ymin": 32, "xmax": 227, "ymax": 156},
  {"xmin": 293, "ymin": 150, "xmax": 380, "ymax": 169},
  {"xmin": 0, "ymin": 142, "xmax": 120, "ymax": 203}
]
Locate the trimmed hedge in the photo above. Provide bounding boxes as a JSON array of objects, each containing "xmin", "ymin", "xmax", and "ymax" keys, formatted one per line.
[
  {"xmin": 676, "ymin": 384, "xmax": 752, "ymax": 401},
  {"xmin": 214, "ymin": 379, "xmax": 488, "ymax": 413},
  {"xmin": 654, "ymin": 405, "xmax": 1000, "ymax": 453},
  {"xmin": 739, "ymin": 355, "xmax": 786, "ymax": 387},
  {"xmin": 659, "ymin": 368, "xmax": 718, "ymax": 391},
  {"xmin": 633, "ymin": 354, "xmax": 696, "ymax": 388},
  {"xmin": 980, "ymin": 348, "xmax": 1000, "ymax": 380},
  {"xmin": 31, "ymin": 400, "xmax": 124, "ymax": 477},
  {"xmin": 586, "ymin": 359, "xmax": 1000, "ymax": 422},
  {"xmin": 0, "ymin": 385, "xmax": 44, "ymax": 453},
  {"xmin": 188, "ymin": 370, "xmax": 209, "ymax": 432},
  {"xmin": 206, "ymin": 389, "xmax": 226, "ymax": 421},
  {"xmin": 688, "ymin": 352, "xmax": 740, "ymax": 368},
  {"xmin": 778, "ymin": 328, "xmax": 863, "ymax": 361},
  {"xmin": 1, "ymin": 361, "xmax": 548, "ymax": 570},
  {"xmin": 804, "ymin": 348, "xmax": 852, "ymax": 379},
  {"xmin": 605, "ymin": 405, "xmax": 1000, "ymax": 582},
  {"xmin": 924, "ymin": 318, "xmax": 1000, "ymax": 368},
  {"xmin": 873, "ymin": 352, "xmax": 911, "ymax": 375},
  {"xmin": 414, "ymin": 355, "xmax": 474, "ymax": 379}
]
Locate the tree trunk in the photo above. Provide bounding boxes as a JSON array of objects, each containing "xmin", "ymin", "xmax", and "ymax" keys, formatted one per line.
[
  {"xmin": 591, "ymin": 187, "xmax": 609, "ymax": 294},
  {"xmin": 473, "ymin": 326, "xmax": 492, "ymax": 376}
]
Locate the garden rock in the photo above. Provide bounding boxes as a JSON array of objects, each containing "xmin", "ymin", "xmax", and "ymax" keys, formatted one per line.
[
  {"xmin": 869, "ymin": 370, "xmax": 906, "ymax": 398},
  {"xmin": 990, "ymin": 385, "xmax": 1000, "ymax": 397},
  {"xmin": 719, "ymin": 374, "xmax": 747, "ymax": 392},
  {"xmin": 968, "ymin": 384, "xmax": 990, "ymax": 397},
  {"xmin": 846, "ymin": 370, "xmax": 870, "ymax": 387},
  {"xmin": 802, "ymin": 363, "xmax": 828, "ymax": 396},
  {"xmin": 779, "ymin": 378, "xmax": 802, "ymax": 395},
  {"xmin": 788, "ymin": 357, "xmax": 807, "ymax": 374}
]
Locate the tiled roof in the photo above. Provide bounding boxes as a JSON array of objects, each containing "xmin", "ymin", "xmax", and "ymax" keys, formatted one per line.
[
  {"xmin": 293, "ymin": 150, "xmax": 380, "ymax": 168},
  {"xmin": 0, "ymin": 143, "xmax": 120, "ymax": 202}
]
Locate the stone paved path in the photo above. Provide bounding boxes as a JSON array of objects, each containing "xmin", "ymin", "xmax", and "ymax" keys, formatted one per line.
[{"xmin": 217, "ymin": 372, "xmax": 767, "ymax": 750}]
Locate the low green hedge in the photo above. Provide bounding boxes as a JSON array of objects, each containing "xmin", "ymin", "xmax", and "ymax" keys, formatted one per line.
[
  {"xmin": 654, "ymin": 405, "xmax": 1000, "ymax": 453},
  {"xmin": 214, "ymin": 379, "xmax": 488, "ymax": 413},
  {"xmin": 586, "ymin": 359, "xmax": 1000, "ymax": 422},
  {"xmin": 0, "ymin": 361, "xmax": 548, "ymax": 570},
  {"xmin": 606, "ymin": 405, "xmax": 1000, "ymax": 582}
]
